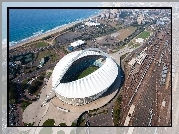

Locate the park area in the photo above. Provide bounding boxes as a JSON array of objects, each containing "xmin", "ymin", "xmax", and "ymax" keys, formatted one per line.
[
  {"xmin": 128, "ymin": 41, "xmax": 141, "ymax": 49},
  {"xmin": 116, "ymin": 26, "xmax": 137, "ymax": 41},
  {"xmin": 31, "ymin": 41, "xmax": 48, "ymax": 48},
  {"xmin": 35, "ymin": 49, "xmax": 60, "ymax": 65},
  {"xmin": 132, "ymin": 43, "xmax": 141, "ymax": 48},
  {"xmin": 36, "ymin": 41, "xmax": 48, "ymax": 48},
  {"xmin": 137, "ymin": 30, "xmax": 150, "ymax": 39}
]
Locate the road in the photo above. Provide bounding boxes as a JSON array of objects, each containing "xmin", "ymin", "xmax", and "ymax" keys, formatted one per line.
[{"xmin": 13, "ymin": 62, "xmax": 57, "ymax": 83}]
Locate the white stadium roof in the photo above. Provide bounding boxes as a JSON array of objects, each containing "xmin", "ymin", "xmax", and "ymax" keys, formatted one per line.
[{"xmin": 52, "ymin": 48, "xmax": 118, "ymax": 98}]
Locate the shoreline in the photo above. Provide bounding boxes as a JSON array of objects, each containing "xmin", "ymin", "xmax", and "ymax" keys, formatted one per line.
[
  {"xmin": 9, "ymin": 11, "xmax": 102, "ymax": 50},
  {"xmin": 9, "ymin": 21, "xmax": 79, "ymax": 50}
]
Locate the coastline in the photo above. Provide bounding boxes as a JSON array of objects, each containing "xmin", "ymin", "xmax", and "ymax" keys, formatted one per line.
[
  {"xmin": 9, "ymin": 11, "xmax": 102, "ymax": 50},
  {"xmin": 9, "ymin": 21, "xmax": 79, "ymax": 50}
]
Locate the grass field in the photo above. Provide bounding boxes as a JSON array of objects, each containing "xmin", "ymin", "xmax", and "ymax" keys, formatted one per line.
[
  {"xmin": 71, "ymin": 122, "xmax": 77, "ymax": 126},
  {"xmin": 117, "ymin": 26, "xmax": 137, "ymax": 41},
  {"xmin": 78, "ymin": 66, "xmax": 99, "ymax": 79},
  {"xmin": 113, "ymin": 95, "xmax": 122, "ymax": 126},
  {"xmin": 114, "ymin": 44, "xmax": 127, "ymax": 52},
  {"xmin": 46, "ymin": 72, "xmax": 52, "ymax": 79},
  {"xmin": 59, "ymin": 123, "xmax": 67, "ymax": 126},
  {"xmin": 132, "ymin": 43, "xmax": 141, "ymax": 48},
  {"xmin": 37, "ymin": 50, "xmax": 51, "ymax": 61},
  {"xmin": 119, "ymin": 45, "xmax": 126, "ymax": 50},
  {"xmin": 121, "ymin": 52, "xmax": 129, "ymax": 60},
  {"xmin": 42, "ymin": 119, "xmax": 55, "ymax": 126},
  {"xmin": 137, "ymin": 31, "xmax": 150, "ymax": 39},
  {"xmin": 128, "ymin": 41, "xmax": 134, "ymax": 47},
  {"xmin": 35, "ymin": 41, "xmax": 48, "ymax": 48},
  {"xmin": 36, "ymin": 49, "xmax": 60, "ymax": 63}
]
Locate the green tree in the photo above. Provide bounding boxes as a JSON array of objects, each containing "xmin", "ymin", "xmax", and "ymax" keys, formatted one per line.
[
  {"xmin": 42, "ymin": 119, "xmax": 55, "ymax": 126},
  {"xmin": 28, "ymin": 80, "xmax": 43, "ymax": 94},
  {"xmin": 38, "ymin": 75, "xmax": 45, "ymax": 81},
  {"xmin": 71, "ymin": 122, "xmax": 76, "ymax": 126},
  {"xmin": 59, "ymin": 123, "xmax": 67, "ymax": 126},
  {"xmin": 9, "ymin": 81, "xmax": 18, "ymax": 104}
]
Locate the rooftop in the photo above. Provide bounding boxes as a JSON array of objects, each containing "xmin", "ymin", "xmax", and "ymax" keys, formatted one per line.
[{"xmin": 70, "ymin": 40, "xmax": 85, "ymax": 47}]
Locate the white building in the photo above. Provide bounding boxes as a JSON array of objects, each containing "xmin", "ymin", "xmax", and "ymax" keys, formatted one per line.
[
  {"xmin": 128, "ymin": 51, "xmax": 147, "ymax": 66},
  {"xmin": 70, "ymin": 40, "xmax": 85, "ymax": 48},
  {"xmin": 136, "ymin": 51, "xmax": 147, "ymax": 65},
  {"xmin": 84, "ymin": 21, "xmax": 100, "ymax": 26}
]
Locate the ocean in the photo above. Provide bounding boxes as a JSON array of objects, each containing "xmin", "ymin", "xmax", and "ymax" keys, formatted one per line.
[{"xmin": 9, "ymin": 9, "xmax": 101, "ymax": 46}]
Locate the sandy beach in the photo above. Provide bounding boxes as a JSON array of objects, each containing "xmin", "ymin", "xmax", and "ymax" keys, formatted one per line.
[{"xmin": 9, "ymin": 21, "xmax": 79, "ymax": 50}]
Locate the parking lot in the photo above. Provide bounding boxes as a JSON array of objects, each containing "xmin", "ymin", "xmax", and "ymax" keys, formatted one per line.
[{"xmin": 82, "ymin": 105, "xmax": 114, "ymax": 126}]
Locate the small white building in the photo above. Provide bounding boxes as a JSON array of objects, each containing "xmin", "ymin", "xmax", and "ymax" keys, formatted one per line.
[
  {"xmin": 70, "ymin": 40, "xmax": 85, "ymax": 48},
  {"xmin": 136, "ymin": 51, "xmax": 147, "ymax": 65},
  {"xmin": 84, "ymin": 21, "xmax": 100, "ymax": 26}
]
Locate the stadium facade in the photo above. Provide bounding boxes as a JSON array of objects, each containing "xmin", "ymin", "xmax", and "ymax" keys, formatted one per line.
[{"xmin": 52, "ymin": 48, "xmax": 119, "ymax": 106}]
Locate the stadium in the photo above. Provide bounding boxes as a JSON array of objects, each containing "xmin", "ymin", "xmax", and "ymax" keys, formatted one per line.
[{"xmin": 51, "ymin": 48, "xmax": 119, "ymax": 106}]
